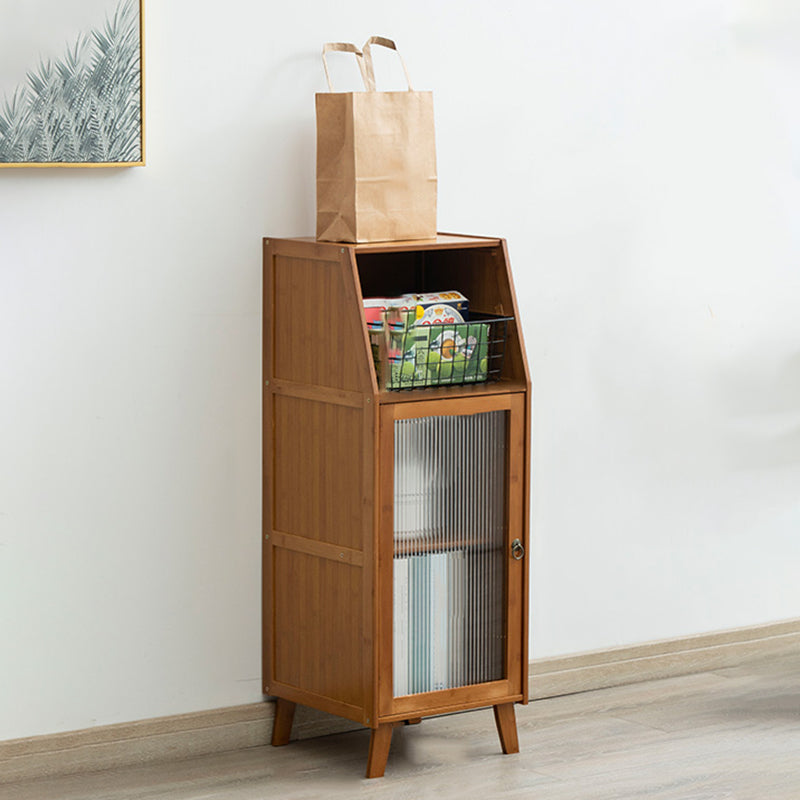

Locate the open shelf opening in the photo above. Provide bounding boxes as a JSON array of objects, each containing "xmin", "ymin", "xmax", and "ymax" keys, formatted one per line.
[{"xmin": 355, "ymin": 246, "xmax": 525, "ymax": 390}]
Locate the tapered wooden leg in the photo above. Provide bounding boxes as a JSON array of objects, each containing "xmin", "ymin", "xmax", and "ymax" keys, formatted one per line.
[
  {"xmin": 271, "ymin": 698, "xmax": 296, "ymax": 746},
  {"xmin": 365, "ymin": 723, "xmax": 394, "ymax": 779},
  {"xmin": 493, "ymin": 703, "xmax": 520, "ymax": 754}
]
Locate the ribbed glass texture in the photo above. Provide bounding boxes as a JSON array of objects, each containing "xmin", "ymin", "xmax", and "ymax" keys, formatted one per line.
[{"xmin": 393, "ymin": 410, "xmax": 506, "ymax": 696}]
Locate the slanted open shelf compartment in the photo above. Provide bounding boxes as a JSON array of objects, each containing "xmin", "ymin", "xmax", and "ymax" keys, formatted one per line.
[{"xmin": 353, "ymin": 235, "xmax": 528, "ymax": 400}]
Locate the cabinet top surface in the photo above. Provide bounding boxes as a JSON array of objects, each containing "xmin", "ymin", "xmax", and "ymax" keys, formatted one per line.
[{"xmin": 266, "ymin": 233, "xmax": 503, "ymax": 253}]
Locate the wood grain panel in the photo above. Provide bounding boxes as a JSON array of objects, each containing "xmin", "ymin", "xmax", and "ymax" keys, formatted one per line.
[
  {"xmin": 355, "ymin": 251, "xmax": 420, "ymax": 299},
  {"xmin": 265, "ymin": 682, "xmax": 366, "ymax": 725},
  {"xmin": 269, "ymin": 530, "xmax": 364, "ymax": 567},
  {"xmin": 273, "ymin": 395, "xmax": 364, "ymax": 551},
  {"xmin": 272, "ymin": 549, "xmax": 365, "ymax": 710},
  {"xmin": 272, "ymin": 253, "xmax": 368, "ymax": 391}
]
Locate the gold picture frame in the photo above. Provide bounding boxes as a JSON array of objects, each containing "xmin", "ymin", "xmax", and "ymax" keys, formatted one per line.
[{"xmin": 0, "ymin": 0, "xmax": 145, "ymax": 168}]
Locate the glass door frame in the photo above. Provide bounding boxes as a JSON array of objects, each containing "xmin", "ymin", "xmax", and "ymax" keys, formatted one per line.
[{"xmin": 377, "ymin": 393, "xmax": 527, "ymax": 721}]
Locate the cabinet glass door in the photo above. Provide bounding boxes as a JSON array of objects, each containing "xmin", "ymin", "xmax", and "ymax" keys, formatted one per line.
[
  {"xmin": 393, "ymin": 409, "xmax": 507, "ymax": 695},
  {"xmin": 380, "ymin": 393, "xmax": 525, "ymax": 715}
]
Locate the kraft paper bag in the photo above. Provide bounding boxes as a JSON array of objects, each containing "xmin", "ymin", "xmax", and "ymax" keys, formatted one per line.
[{"xmin": 316, "ymin": 37, "xmax": 437, "ymax": 243}]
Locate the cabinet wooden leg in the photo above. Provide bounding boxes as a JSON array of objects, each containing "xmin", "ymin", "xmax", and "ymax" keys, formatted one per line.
[
  {"xmin": 271, "ymin": 698, "xmax": 296, "ymax": 747},
  {"xmin": 365, "ymin": 723, "xmax": 394, "ymax": 779},
  {"xmin": 493, "ymin": 703, "xmax": 520, "ymax": 754}
]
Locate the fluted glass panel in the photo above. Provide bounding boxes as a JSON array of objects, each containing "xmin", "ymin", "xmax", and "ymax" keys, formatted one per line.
[{"xmin": 393, "ymin": 410, "xmax": 506, "ymax": 696}]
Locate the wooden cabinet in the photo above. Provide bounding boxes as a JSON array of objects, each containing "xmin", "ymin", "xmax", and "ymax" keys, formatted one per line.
[{"xmin": 263, "ymin": 234, "xmax": 531, "ymax": 778}]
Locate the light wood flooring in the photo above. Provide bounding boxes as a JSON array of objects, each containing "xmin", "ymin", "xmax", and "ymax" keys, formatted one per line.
[{"xmin": 3, "ymin": 642, "xmax": 799, "ymax": 799}]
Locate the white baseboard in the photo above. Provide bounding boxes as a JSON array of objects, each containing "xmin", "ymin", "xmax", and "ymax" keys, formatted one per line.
[
  {"xmin": 529, "ymin": 617, "xmax": 800, "ymax": 699},
  {"xmin": 3, "ymin": 618, "xmax": 799, "ymax": 785},
  {"xmin": 0, "ymin": 701, "xmax": 363, "ymax": 785}
]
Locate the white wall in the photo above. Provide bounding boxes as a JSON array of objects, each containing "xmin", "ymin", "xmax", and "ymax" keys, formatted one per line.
[{"xmin": 1, "ymin": 0, "xmax": 799, "ymax": 741}]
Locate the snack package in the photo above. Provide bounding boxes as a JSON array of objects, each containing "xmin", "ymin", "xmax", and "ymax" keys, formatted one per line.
[
  {"xmin": 363, "ymin": 295, "xmax": 416, "ymax": 327},
  {"xmin": 413, "ymin": 291, "xmax": 469, "ymax": 325}
]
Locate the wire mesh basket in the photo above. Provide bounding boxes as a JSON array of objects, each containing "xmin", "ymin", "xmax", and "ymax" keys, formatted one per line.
[{"xmin": 369, "ymin": 312, "xmax": 512, "ymax": 390}]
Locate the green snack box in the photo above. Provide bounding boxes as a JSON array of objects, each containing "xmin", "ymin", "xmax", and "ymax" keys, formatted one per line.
[{"xmin": 386, "ymin": 322, "xmax": 489, "ymax": 389}]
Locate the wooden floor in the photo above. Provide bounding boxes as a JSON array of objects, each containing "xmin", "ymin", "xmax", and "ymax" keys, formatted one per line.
[{"xmin": 3, "ymin": 642, "xmax": 799, "ymax": 799}]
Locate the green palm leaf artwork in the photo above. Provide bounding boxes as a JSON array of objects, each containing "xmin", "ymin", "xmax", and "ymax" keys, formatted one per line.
[{"xmin": 0, "ymin": 0, "xmax": 142, "ymax": 165}]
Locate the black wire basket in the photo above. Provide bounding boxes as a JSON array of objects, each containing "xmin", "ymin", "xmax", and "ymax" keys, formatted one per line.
[{"xmin": 369, "ymin": 312, "xmax": 512, "ymax": 390}]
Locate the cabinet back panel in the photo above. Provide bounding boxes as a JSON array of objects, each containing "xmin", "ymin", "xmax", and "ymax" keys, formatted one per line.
[
  {"xmin": 356, "ymin": 248, "xmax": 498, "ymax": 307},
  {"xmin": 272, "ymin": 549, "xmax": 365, "ymax": 709},
  {"xmin": 273, "ymin": 395, "xmax": 364, "ymax": 551},
  {"xmin": 356, "ymin": 252, "xmax": 420, "ymax": 299},
  {"xmin": 272, "ymin": 254, "xmax": 367, "ymax": 391}
]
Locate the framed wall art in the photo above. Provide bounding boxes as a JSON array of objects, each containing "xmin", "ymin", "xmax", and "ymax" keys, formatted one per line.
[{"xmin": 0, "ymin": 0, "xmax": 144, "ymax": 168}]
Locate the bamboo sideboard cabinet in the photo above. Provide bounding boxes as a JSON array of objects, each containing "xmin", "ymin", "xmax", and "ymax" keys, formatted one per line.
[{"xmin": 262, "ymin": 233, "xmax": 531, "ymax": 778}]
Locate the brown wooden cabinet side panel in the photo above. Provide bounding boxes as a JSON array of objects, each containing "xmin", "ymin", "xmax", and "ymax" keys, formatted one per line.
[
  {"xmin": 272, "ymin": 252, "xmax": 370, "ymax": 392},
  {"xmin": 263, "ymin": 240, "xmax": 275, "ymax": 694},
  {"xmin": 272, "ymin": 549, "xmax": 366, "ymax": 710},
  {"xmin": 273, "ymin": 394, "xmax": 365, "ymax": 551}
]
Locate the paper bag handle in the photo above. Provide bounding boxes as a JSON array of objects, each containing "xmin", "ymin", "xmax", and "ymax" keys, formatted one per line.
[
  {"xmin": 362, "ymin": 36, "xmax": 414, "ymax": 92},
  {"xmin": 321, "ymin": 42, "xmax": 369, "ymax": 92}
]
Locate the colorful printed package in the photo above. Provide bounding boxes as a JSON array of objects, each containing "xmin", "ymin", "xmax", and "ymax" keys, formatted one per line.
[
  {"xmin": 412, "ymin": 291, "xmax": 469, "ymax": 326},
  {"xmin": 386, "ymin": 322, "xmax": 489, "ymax": 389}
]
